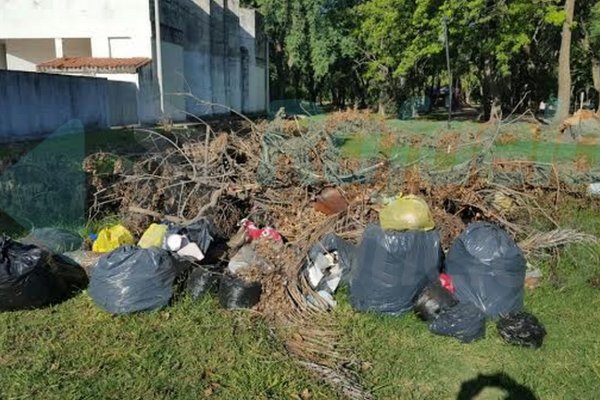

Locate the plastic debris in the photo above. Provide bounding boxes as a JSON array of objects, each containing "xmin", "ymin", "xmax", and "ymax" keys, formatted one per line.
[
  {"xmin": 497, "ymin": 311, "xmax": 546, "ymax": 349},
  {"xmin": 186, "ymin": 266, "xmax": 220, "ymax": 301},
  {"xmin": 227, "ymin": 244, "xmax": 270, "ymax": 274},
  {"xmin": 525, "ymin": 268, "xmax": 543, "ymax": 290},
  {"xmin": 439, "ymin": 273, "xmax": 455, "ymax": 294},
  {"xmin": 350, "ymin": 224, "xmax": 442, "ymax": 315},
  {"xmin": 379, "ymin": 194, "xmax": 435, "ymax": 231},
  {"xmin": 587, "ymin": 182, "xmax": 600, "ymax": 196},
  {"xmin": 313, "ymin": 187, "xmax": 348, "ymax": 215},
  {"xmin": 177, "ymin": 242, "xmax": 205, "ymax": 262},
  {"xmin": 92, "ymin": 224, "xmax": 135, "ymax": 253},
  {"xmin": 241, "ymin": 219, "xmax": 282, "ymax": 242},
  {"xmin": 445, "ymin": 222, "xmax": 526, "ymax": 318},
  {"xmin": 218, "ymin": 274, "xmax": 262, "ymax": 309},
  {"xmin": 0, "ymin": 237, "xmax": 88, "ymax": 311},
  {"xmin": 89, "ymin": 246, "xmax": 181, "ymax": 314},
  {"xmin": 414, "ymin": 281, "xmax": 458, "ymax": 321},
  {"xmin": 429, "ymin": 302, "xmax": 486, "ymax": 343},
  {"xmin": 20, "ymin": 228, "xmax": 83, "ymax": 253},
  {"xmin": 138, "ymin": 223, "xmax": 168, "ymax": 249},
  {"xmin": 166, "ymin": 234, "xmax": 184, "ymax": 252}
]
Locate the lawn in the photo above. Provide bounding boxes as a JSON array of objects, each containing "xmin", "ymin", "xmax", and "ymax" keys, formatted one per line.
[{"xmin": 2, "ymin": 206, "xmax": 599, "ymax": 400}]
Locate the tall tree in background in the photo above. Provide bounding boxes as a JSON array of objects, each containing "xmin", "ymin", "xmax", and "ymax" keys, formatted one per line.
[{"xmin": 557, "ymin": 0, "xmax": 576, "ymax": 120}]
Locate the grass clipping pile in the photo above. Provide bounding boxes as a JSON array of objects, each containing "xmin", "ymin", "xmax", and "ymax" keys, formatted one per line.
[{"xmin": 85, "ymin": 110, "xmax": 599, "ymax": 399}]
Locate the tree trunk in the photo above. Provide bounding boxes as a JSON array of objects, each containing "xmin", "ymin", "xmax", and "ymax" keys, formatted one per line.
[
  {"xmin": 593, "ymin": 57, "xmax": 600, "ymax": 115},
  {"xmin": 556, "ymin": 0, "xmax": 576, "ymax": 121}
]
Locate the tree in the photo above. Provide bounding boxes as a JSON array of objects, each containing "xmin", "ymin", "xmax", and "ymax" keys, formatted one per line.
[{"xmin": 557, "ymin": 0, "xmax": 577, "ymax": 121}]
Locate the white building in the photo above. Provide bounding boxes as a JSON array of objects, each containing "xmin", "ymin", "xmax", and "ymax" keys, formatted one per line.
[{"xmin": 0, "ymin": 0, "xmax": 268, "ymax": 123}]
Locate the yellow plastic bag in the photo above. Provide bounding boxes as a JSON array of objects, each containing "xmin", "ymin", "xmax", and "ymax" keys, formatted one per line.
[
  {"xmin": 379, "ymin": 194, "xmax": 435, "ymax": 231},
  {"xmin": 138, "ymin": 223, "xmax": 168, "ymax": 249},
  {"xmin": 92, "ymin": 224, "xmax": 135, "ymax": 253}
]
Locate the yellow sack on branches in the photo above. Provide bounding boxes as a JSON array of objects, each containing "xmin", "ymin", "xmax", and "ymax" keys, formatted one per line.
[
  {"xmin": 379, "ymin": 194, "xmax": 435, "ymax": 231},
  {"xmin": 138, "ymin": 224, "xmax": 168, "ymax": 249}
]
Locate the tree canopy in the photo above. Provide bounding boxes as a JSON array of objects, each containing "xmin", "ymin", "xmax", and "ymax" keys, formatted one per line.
[{"xmin": 243, "ymin": 0, "xmax": 600, "ymax": 118}]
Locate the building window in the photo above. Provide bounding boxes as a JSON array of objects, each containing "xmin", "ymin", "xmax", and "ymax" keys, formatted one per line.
[{"xmin": 62, "ymin": 38, "xmax": 92, "ymax": 57}]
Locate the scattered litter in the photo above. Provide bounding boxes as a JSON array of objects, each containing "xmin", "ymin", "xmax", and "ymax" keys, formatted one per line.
[
  {"xmin": 445, "ymin": 222, "xmax": 526, "ymax": 318},
  {"xmin": 218, "ymin": 274, "xmax": 262, "ymax": 309},
  {"xmin": 186, "ymin": 266, "xmax": 221, "ymax": 301},
  {"xmin": 308, "ymin": 263, "xmax": 325, "ymax": 288},
  {"xmin": 491, "ymin": 192, "xmax": 514, "ymax": 213},
  {"xmin": 177, "ymin": 242, "xmax": 205, "ymax": 262},
  {"xmin": 587, "ymin": 182, "xmax": 600, "ymax": 196},
  {"xmin": 429, "ymin": 302, "xmax": 486, "ymax": 343},
  {"xmin": 227, "ymin": 244, "xmax": 271, "ymax": 274},
  {"xmin": 379, "ymin": 194, "xmax": 435, "ymax": 231},
  {"xmin": 317, "ymin": 290, "xmax": 337, "ymax": 307},
  {"xmin": 313, "ymin": 187, "xmax": 348, "ymax": 215},
  {"xmin": 414, "ymin": 281, "xmax": 458, "ymax": 321},
  {"xmin": 0, "ymin": 237, "xmax": 88, "ymax": 311},
  {"xmin": 497, "ymin": 311, "xmax": 546, "ymax": 349},
  {"xmin": 138, "ymin": 223, "xmax": 168, "ymax": 249},
  {"xmin": 439, "ymin": 273, "xmax": 455, "ymax": 294},
  {"xmin": 525, "ymin": 267, "xmax": 543, "ymax": 290},
  {"xmin": 92, "ymin": 224, "xmax": 135, "ymax": 253},
  {"xmin": 166, "ymin": 234, "xmax": 184, "ymax": 252},
  {"xmin": 20, "ymin": 228, "xmax": 83, "ymax": 253},
  {"xmin": 89, "ymin": 246, "xmax": 183, "ymax": 314},
  {"xmin": 241, "ymin": 219, "xmax": 282, "ymax": 242},
  {"xmin": 350, "ymin": 224, "xmax": 442, "ymax": 315}
]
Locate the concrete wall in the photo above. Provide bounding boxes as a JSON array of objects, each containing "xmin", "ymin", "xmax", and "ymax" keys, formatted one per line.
[
  {"xmin": 0, "ymin": 70, "xmax": 109, "ymax": 140},
  {"xmin": 5, "ymin": 39, "xmax": 56, "ymax": 71},
  {"xmin": 107, "ymin": 80, "xmax": 139, "ymax": 126}
]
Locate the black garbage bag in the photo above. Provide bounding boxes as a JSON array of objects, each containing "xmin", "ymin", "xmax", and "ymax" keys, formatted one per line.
[
  {"xmin": 89, "ymin": 246, "xmax": 180, "ymax": 314},
  {"xmin": 429, "ymin": 302, "xmax": 486, "ymax": 343},
  {"xmin": 0, "ymin": 237, "xmax": 87, "ymax": 311},
  {"xmin": 218, "ymin": 274, "xmax": 262, "ymax": 309},
  {"xmin": 445, "ymin": 222, "xmax": 526, "ymax": 318},
  {"xmin": 414, "ymin": 281, "xmax": 458, "ymax": 321},
  {"xmin": 349, "ymin": 224, "xmax": 442, "ymax": 315},
  {"xmin": 186, "ymin": 265, "xmax": 221, "ymax": 300},
  {"xmin": 21, "ymin": 227, "xmax": 83, "ymax": 253},
  {"xmin": 308, "ymin": 233, "xmax": 356, "ymax": 278},
  {"xmin": 497, "ymin": 311, "xmax": 546, "ymax": 349},
  {"xmin": 167, "ymin": 218, "xmax": 214, "ymax": 254}
]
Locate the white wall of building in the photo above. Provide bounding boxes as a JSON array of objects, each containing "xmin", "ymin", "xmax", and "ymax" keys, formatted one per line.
[
  {"xmin": 5, "ymin": 39, "xmax": 56, "ymax": 71},
  {"xmin": 0, "ymin": 0, "xmax": 153, "ymax": 58}
]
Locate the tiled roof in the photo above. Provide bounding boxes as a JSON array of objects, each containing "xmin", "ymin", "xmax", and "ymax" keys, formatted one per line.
[{"xmin": 38, "ymin": 57, "xmax": 151, "ymax": 73}]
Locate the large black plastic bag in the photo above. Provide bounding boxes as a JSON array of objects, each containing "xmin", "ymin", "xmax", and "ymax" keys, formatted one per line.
[
  {"xmin": 446, "ymin": 222, "xmax": 526, "ymax": 318},
  {"xmin": 349, "ymin": 224, "xmax": 442, "ymax": 315},
  {"xmin": 218, "ymin": 274, "xmax": 262, "ymax": 309},
  {"xmin": 429, "ymin": 302, "xmax": 486, "ymax": 343},
  {"xmin": 167, "ymin": 218, "xmax": 214, "ymax": 254},
  {"xmin": 21, "ymin": 228, "xmax": 83, "ymax": 253},
  {"xmin": 0, "ymin": 238, "xmax": 87, "ymax": 311},
  {"xmin": 89, "ymin": 246, "xmax": 179, "ymax": 314},
  {"xmin": 186, "ymin": 265, "xmax": 221, "ymax": 300}
]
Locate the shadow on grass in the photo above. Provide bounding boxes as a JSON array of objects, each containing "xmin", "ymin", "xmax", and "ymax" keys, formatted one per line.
[{"xmin": 457, "ymin": 373, "xmax": 537, "ymax": 400}]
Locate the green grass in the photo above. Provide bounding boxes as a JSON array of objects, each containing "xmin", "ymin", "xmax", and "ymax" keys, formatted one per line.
[
  {"xmin": 2, "ymin": 207, "xmax": 599, "ymax": 399},
  {"xmin": 339, "ymin": 119, "xmax": 600, "ymax": 168}
]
